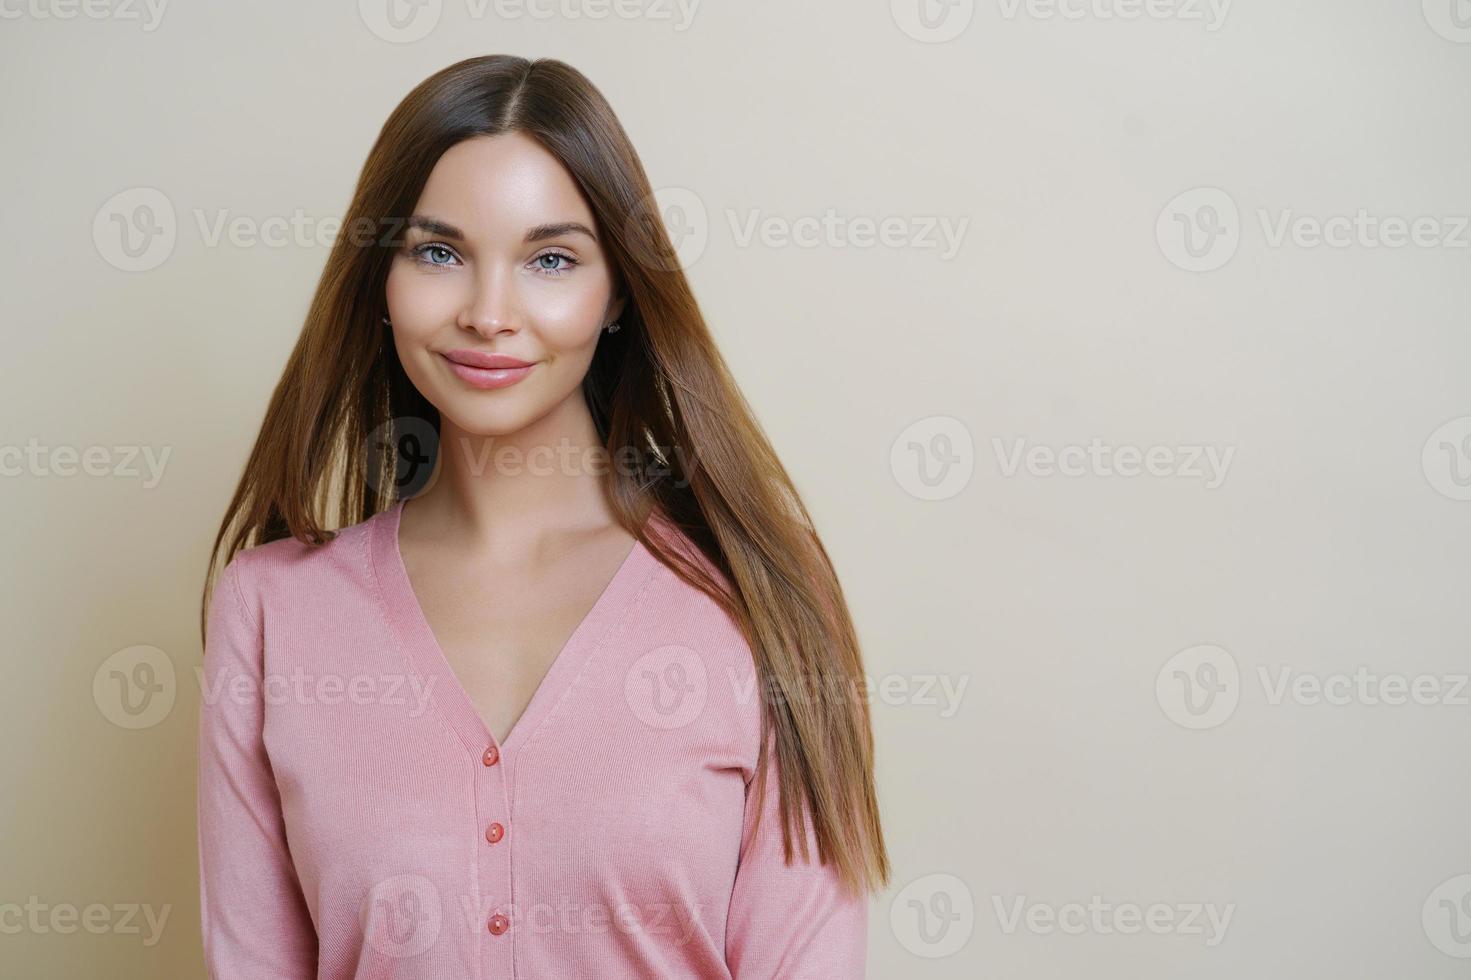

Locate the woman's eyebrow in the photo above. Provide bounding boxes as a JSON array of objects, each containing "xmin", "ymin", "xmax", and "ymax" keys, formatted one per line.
[
  {"xmin": 524, "ymin": 221, "xmax": 597, "ymax": 244},
  {"xmin": 405, "ymin": 215, "xmax": 464, "ymax": 239},
  {"xmin": 405, "ymin": 215, "xmax": 597, "ymax": 244}
]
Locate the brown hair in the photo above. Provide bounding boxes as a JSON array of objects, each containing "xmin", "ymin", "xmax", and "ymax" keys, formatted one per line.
[{"xmin": 202, "ymin": 54, "xmax": 889, "ymax": 896}]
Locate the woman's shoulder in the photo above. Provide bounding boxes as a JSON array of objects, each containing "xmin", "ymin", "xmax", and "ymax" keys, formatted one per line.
[
  {"xmin": 638, "ymin": 515, "xmax": 763, "ymax": 702},
  {"xmin": 641, "ymin": 513, "xmax": 740, "ymax": 623},
  {"xmin": 223, "ymin": 506, "xmax": 389, "ymax": 613}
]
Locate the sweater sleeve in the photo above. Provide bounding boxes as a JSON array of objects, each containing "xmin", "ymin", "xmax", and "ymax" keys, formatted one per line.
[
  {"xmin": 724, "ymin": 737, "xmax": 869, "ymax": 979},
  {"xmin": 196, "ymin": 554, "xmax": 318, "ymax": 978}
]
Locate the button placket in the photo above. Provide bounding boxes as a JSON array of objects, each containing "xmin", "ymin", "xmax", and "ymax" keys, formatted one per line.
[{"xmin": 477, "ymin": 741, "xmax": 514, "ymax": 965}]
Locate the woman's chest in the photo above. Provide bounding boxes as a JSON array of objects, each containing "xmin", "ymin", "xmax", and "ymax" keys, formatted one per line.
[
  {"xmin": 402, "ymin": 530, "xmax": 642, "ymax": 747},
  {"xmin": 260, "ymin": 635, "xmax": 751, "ymax": 929}
]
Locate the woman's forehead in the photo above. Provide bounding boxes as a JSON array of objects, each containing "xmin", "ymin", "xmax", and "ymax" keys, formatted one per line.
[{"xmin": 413, "ymin": 134, "xmax": 595, "ymax": 238}]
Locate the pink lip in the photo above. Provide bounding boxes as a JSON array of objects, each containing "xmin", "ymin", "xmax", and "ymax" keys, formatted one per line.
[
  {"xmin": 443, "ymin": 349, "xmax": 534, "ymax": 369},
  {"xmin": 441, "ymin": 350, "xmax": 537, "ymax": 390}
]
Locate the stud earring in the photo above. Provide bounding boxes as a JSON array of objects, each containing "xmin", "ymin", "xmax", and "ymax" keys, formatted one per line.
[
  {"xmin": 382, "ymin": 315, "xmax": 391, "ymax": 326},
  {"xmin": 606, "ymin": 320, "xmax": 621, "ymax": 334}
]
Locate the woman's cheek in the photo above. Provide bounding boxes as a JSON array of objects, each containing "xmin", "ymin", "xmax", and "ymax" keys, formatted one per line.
[
  {"xmin": 387, "ymin": 269, "xmax": 461, "ymax": 335},
  {"xmin": 539, "ymin": 288, "xmax": 612, "ymax": 350}
]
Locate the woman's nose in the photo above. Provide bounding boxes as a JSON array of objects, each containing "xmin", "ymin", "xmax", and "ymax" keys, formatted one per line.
[{"xmin": 458, "ymin": 265, "xmax": 520, "ymax": 335}]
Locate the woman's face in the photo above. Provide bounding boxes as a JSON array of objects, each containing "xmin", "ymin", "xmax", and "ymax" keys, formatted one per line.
[{"xmin": 384, "ymin": 132, "xmax": 623, "ymax": 438}]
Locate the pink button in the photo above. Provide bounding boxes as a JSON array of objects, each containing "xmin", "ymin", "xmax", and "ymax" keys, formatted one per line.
[
  {"xmin": 485, "ymin": 822, "xmax": 505, "ymax": 844},
  {"xmin": 482, "ymin": 745, "xmax": 499, "ymax": 766},
  {"xmin": 488, "ymin": 912, "xmax": 510, "ymax": 936}
]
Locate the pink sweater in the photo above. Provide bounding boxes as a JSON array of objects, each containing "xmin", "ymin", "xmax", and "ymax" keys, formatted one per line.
[{"xmin": 196, "ymin": 498, "xmax": 868, "ymax": 978}]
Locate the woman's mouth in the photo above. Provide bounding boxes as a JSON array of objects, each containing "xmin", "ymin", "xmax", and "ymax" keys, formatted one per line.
[{"xmin": 440, "ymin": 350, "xmax": 537, "ymax": 390}]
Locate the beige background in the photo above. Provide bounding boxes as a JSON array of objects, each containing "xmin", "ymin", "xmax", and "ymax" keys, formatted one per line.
[{"xmin": 3, "ymin": 0, "xmax": 1470, "ymax": 976}]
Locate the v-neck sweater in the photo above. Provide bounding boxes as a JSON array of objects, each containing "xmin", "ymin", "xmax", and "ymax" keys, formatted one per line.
[{"xmin": 196, "ymin": 499, "xmax": 869, "ymax": 979}]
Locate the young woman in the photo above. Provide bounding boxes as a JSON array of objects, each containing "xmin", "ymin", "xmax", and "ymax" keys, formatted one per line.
[{"xmin": 196, "ymin": 55, "xmax": 889, "ymax": 979}]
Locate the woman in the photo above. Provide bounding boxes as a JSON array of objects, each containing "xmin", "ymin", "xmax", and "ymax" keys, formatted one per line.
[{"xmin": 197, "ymin": 55, "xmax": 889, "ymax": 979}]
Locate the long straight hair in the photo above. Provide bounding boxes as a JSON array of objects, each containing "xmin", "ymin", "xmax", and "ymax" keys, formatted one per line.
[{"xmin": 202, "ymin": 55, "xmax": 889, "ymax": 896}]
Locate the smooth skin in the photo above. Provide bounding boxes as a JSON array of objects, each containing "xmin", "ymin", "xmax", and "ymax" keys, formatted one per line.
[{"xmin": 384, "ymin": 132, "xmax": 633, "ymax": 746}]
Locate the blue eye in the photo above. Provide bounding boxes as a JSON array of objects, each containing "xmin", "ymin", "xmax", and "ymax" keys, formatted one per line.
[
  {"xmin": 410, "ymin": 243, "xmax": 459, "ymax": 267},
  {"xmin": 535, "ymin": 251, "xmax": 579, "ymax": 277}
]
